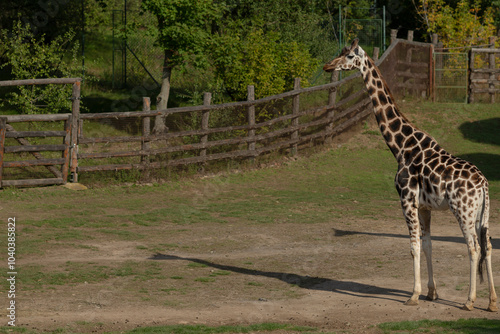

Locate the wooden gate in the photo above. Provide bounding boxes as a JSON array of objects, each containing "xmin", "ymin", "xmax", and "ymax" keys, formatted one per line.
[
  {"xmin": 0, "ymin": 78, "xmax": 80, "ymax": 187},
  {"xmin": 469, "ymin": 42, "xmax": 500, "ymax": 103}
]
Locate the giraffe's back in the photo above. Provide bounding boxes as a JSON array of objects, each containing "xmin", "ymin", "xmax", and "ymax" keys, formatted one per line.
[{"xmin": 397, "ymin": 134, "xmax": 488, "ymax": 213}]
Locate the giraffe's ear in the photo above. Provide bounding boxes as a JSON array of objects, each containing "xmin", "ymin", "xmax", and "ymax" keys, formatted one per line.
[{"xmin": 350, "ymin": 38, "xmax": 359, "ymax": 50}]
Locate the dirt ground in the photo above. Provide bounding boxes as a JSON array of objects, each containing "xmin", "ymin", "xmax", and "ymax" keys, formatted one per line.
[
  {"xmin": 16, "ymin": 204, "xmax": 500, "ymax": 333},
  {"xmin": 11, "ymin": 124, "xmax": 500, "ymax": 333}
]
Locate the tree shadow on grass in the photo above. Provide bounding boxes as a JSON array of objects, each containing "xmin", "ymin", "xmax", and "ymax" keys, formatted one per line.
[
  {"xmin": 459, "ymin": 118, "xmax": 500, "ymax": 147},
  {"xmin": 458, "ymin": 118, "xmax": 500, "ymax": 181},
  {"xmin": 457, "ymin": 153, "xmax": 500, "ymax": 181}
]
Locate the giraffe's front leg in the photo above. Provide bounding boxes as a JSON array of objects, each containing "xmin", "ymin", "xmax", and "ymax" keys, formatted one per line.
[
  {"xmin": 404, "ymin": 204, "xmax": 422, "ymax": 306},
  {"xmin": 419, "ymin": 208, "xmax": 438, "ymax": 301}
]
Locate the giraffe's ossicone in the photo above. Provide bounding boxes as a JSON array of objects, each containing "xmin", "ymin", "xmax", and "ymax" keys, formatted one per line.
[{"xmin": 324, "ymin": 39, "xmax": 497, "ymax": 312}]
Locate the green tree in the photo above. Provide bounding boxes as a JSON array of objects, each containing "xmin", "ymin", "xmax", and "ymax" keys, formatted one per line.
[
  {"xmin": 211, "ymin": 28, "xmax": 318, "ymax": 107},
  {"xmin": 141, "ymin": 0, "xmax": 220, "ymax": 132},
  {"xmin": 416, "ymin": 0, "xmax": 496, "ymax": 48},
  {"xmin": 0, "ymin": 21, "xmax": 81, "ymax": 114}
]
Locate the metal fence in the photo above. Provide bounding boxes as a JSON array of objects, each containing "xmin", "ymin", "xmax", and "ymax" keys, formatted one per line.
[
  {"xmin": 433, "ymin": 52, "xmax": 468, "ymax": 103},
  {"xmin": 111, "ymin": 9, "xmax": 162, "ymax": 89}
]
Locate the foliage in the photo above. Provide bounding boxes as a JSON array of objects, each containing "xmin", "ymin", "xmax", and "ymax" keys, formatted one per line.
[
  {"xmin": 141, "ymin": 0, "xmax": 220, "ymax": 69},
  {"xmin": 0, "ymin": 21, "xmax": 81, "ymax": 114},
  {"xmin": 221, "ymin": 0, "xmax": 344, "ymax": 62},
  {"xmin": 0, "ymin": 0, "xmax": 83, "ymax": 41},
  {"xmin": 140, "ymin": 0, "xmax": 221, "ymax": 131},
  {"xmin": 211, "ymin": 28, "xmax": 318, "ymax": 119},
  {"xmin": 416, "ymin": 0, "xmax": 497, "ymax": 48}
]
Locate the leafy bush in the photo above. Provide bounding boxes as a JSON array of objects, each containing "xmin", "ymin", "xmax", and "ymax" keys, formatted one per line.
[
  {"xmin": 211, "ymin": 28, "xmax": 318, "ymax": 121},
  {"xmin": 0, "ymin": 21, "xmax": 81, "ymax": 114},
  {"xmin": 417, "ymin": 0, "xmax": 496, "ymax": 48}
]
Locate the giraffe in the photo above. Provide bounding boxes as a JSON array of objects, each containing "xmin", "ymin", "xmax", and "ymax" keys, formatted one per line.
[{"xmin": 323, "ymin": 39, "xmax": 497, "ymax": 312}]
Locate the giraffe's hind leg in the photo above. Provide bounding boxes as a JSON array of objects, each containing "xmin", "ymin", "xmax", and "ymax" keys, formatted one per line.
[
  {"xmin": 484, "ymin": 228, "xmax": 498, "ymax": 312},
  {"xmin": 450, "ymin": 201, "xmax": 480, "ymax": 311},
  {"xmin": 419, "ymin": 208, "xmax": 438, "ymax": 301},
  {"xmin": 461, "ymin": 232, "xmax": 480, "ymax": 311},
  {"xmin": 479, "ymin": 189, "xmax": 498, "ymax": 312}
]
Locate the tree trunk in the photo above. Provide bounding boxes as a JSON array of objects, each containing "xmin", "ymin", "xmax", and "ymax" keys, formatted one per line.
[{"xmin": 153, "ymin": 52, "xmax": 172, "ymax": 134}]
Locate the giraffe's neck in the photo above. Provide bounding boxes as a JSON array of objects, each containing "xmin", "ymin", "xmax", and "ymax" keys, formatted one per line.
[{"xmin": 358, "ymin": 56, "xmax": 421, "ymax": 161}]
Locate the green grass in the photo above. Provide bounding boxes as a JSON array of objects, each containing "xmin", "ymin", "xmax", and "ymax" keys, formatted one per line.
[
  {"xmin": 1, "ymin": 319, "xmax": 497, "ymax": 334},
  {"xmin": 17, "ymin": 261, "xmax": 165, "ymax": 290},
  {"xmin": 378, "ymin": 318, "xmax": 500, "ymax": 334},
  {"xmin": 125, "ymin": 323, "xmax": 316, "ymax": 334}
]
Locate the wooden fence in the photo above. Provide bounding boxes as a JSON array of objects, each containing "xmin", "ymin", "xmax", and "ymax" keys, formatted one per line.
[
  {"xmin": 469, "ymin": 37, "xmax": 500, "ymax": 103},
  {"xmin": 0, "ymin": 78, "xmax": 80, "ymax": 187},
  {"xmin": 0, "ymin": 34, "xmax": 446, "ymax": 187}
]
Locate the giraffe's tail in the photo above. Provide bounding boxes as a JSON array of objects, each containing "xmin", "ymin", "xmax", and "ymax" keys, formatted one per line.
[
  {"xmin": 478, "ymin": 187, "xmax": 489, "ymax": 283},
  {"xmin": 479, "ymin": 227, "xmax": 487, "ymax": 283}
]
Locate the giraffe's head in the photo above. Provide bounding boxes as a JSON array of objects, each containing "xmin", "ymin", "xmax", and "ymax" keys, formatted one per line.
[{"xmin": 323, "ymin": 39, "xmax": 366, "ymax": 72}]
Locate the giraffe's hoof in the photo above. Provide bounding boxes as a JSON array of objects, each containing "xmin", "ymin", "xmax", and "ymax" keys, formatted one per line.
[
  {"xmin": 426, "ymin": 291, "xmax": 438, "ymax": 301},
  {"xmin": 487, "ymin": 303, "xmax": 498, "ymax": 312},
  {"xmin": 462, "ymin": 303, "xmax": 474, "ymax": 311},
  {"xmin": 404, "ymin": 298, "xmax": 419, "ymax": 306},
  {"xmin": 426, "ymin": 294, "xmax": 438, "ymax": 301}
]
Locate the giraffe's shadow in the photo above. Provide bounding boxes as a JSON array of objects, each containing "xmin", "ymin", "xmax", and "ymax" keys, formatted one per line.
[
  {"xmin": 333, "ymin": 228, "xmax": 500, "ymax": 250},
  {"xmin": 149, "ymin": 253, "xmax": 412, "ymax": 304},
  {"xmin": 150, "ymin": 253, "xmax": 465, "ymax": 309}
]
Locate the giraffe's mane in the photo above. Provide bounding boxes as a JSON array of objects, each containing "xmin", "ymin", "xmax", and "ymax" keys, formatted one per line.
[{"xmin": 365, "ymin": 56, "xmax": 414, "ymax": 126}]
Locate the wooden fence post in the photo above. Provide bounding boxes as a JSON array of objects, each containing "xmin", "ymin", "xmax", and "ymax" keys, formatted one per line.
[
  {"xmin": 70, "ymin": 80, "xmax": 80, "ymax": 183},
  {"xmin": 468, "ymin": 49, "xmax": 475, "ymax": 103},
  {"xmin": 327, "ymin": 71, "xmax": 338, "ymax": 137},
  {"xmin": 247, "ymin": 85, "xmax": 256, "ymax": 160},
  {"xmin": 390, "ymin": 29, "xmax": 398, "ymax": 44},
  {"xmin": 142, "ymin": 97, "xmax": 151, "ymax": 165},
  {"xmin": 429, "ymin": 42, "xmax": 434, "ymax": 101},
  {"xmin": 489, "ymin": 36, "xmax": 496, "ymax": 103},
  {"xmin": 407, "ymin": 30, "xmax": 414, "ymax": 42},
  {"xmin": 404, "ymin": 34, "xmax": 414, "ymax": 97},
  {"xmin": 200, "ymin": 92, "xmax": 211, "ymax": 164},
  {"xmin": 431, "ymin": 33, "xmax": 438, "ymax": 102},
  {"xmin": 291, "ymin": 78, "xmax": 300, "ymax": 156},
  {"xmin": 432, "ymin": 34, "xmax": 438, "ymax": 45},
  {"xmin": 0, "ymin": 117, "xmax": 6, "ymax": 187},
  {"xmin": 372, "ymin": 47, "xmax": 380, "ymax": 62},
  {"xmin": 61, "ymin": 116, "xmax": 72, "ymax": 183}
]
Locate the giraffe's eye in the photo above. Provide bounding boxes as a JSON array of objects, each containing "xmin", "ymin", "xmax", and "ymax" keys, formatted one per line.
[{"xmin": 346, "ymin": 55, "xmax": 354, "ymax": 59}]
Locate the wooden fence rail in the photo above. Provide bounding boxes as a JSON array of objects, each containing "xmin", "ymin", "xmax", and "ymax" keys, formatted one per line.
[
  {"xmin": 1, "ymin": 114, "xmax": 72, "ymax": 187},
  {"xmin": 0, "ymin": 78, "xmax": 80, "ymax": 187},
  {"xmin": 469, "ymin": 37, "xmax": 500, "ymax": 103},
  {"xmin": 76, "ymin": 70, "xmax": 373, "ymax": 174}
]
